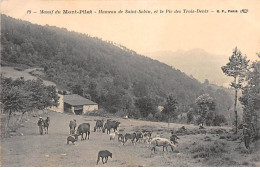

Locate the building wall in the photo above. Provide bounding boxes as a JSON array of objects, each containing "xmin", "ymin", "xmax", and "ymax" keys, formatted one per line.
[
  {"xmin": 49, "ymin": 94, "xmax": 64, "ymax": 113},
  {"xmin": 83, "ymin": 105, "xmax": 98, "ymax": 114}
]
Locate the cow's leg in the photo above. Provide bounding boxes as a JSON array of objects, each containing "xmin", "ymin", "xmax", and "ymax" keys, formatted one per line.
[
  {"xmin": 102, "ymin": 157, "xmax": 104, "ymax": 164},
  {"xmin": 47, "ymin": 127, "xmax": 48, "ymax": 134},
  {"xmin": 81, "ymin": 133, "xmax": 84, "ymax": 140},
  {"xmin": 85, "ymin": 133, "xmax": 87, "ymax": 140},
  {"xmin": 97, "ymin": 157, "xmax": 100, "ymax": 165},
  {"xmin": 151, "ymin": 147, "xmax": 155, "ymax": 153},
  {"xmin": 87, "ymin": 131, "xmax": 90, "ymax": 140}
]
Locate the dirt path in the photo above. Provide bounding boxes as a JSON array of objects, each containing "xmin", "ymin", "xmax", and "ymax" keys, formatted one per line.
[{"xmin": 1, "ymin": 111, "xmax": 259, "ymax": 167}]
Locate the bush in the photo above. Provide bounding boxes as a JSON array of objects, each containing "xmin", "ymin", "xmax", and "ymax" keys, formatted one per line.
[
  {"xmin": 115, "ymin": 110, "xmax": 125, "ymax": 118},
  {"xmin": 213, "ymin": 114, "xmax": 227, "ymax": 126},
  {"xmin": 187, "ymin": 110, "xmax": 194, "ymax": 124},
  {"xmin": 154, "ymin": 112, "xmax": 162, "ymax": 121},
  {"xmin": 191, "ymin": 141, "xmax": 227, "ymax": 158},
  {"xmin": 87, "ymin": 109, "xmax": 107, "ymax": 117},
  {"xmin": 147, "ymin": 113, "xmax": 154, "ymax": 121}
]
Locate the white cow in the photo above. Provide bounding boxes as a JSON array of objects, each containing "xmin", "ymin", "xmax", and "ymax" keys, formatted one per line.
[{"xmin": 150, "ymin": 137, "xmax": 176, "ymax": 153}]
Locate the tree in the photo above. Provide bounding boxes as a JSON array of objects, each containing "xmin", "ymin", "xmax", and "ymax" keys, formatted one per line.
[
  {"xmin": 203, "ymin": 79, "xmax": 209, "ymax": 86},
  {"xmin": 221, "ymin": 47, "xmax": 249, "ymax": 133},
  {"xmin": 187, "ymin": 108, "xmax": 195, "ymax": 124},
  {"xmin": 240, "ymin": 53, "xmax": 260, "ymax": 137},
  {"xmin": 71, "ymin": 84, "xmax": 83, "ymax": 96},
  {"xmin": 135, "ymin": 96, "xmax": 157, "ymax": 118},
  {"xmin": 195, "ymin": 93, "xmax": 216, "ymax": 126},
  {"xmin": 162, "ymin": 95, "xmax": 178, "ymax": 130},
  {"xmin": 0, "ymin": 77, "xmax": 32, "ymax": 127},
  {"xmin": 0, "ymin": 76, "xmax": 60, "ymax": 130},
  {"xmin": 213, "ymin": 114, "xmax": 227, "ymax": 126}
]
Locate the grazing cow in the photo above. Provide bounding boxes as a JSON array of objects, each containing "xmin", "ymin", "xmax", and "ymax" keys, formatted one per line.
[
  {"xmin": 77, "ymin": 123, "xmax": 90, "ymax": 140},
  {"xmin": 43, "ymin": 117, "xmax": 50, "ymax": 134},
  {"xmin": 142, "ymin": 131, "xmax": 152, "ymax": 144},
  {"xmin": 123, "ymin": 133, "xmax": 136, "ymax": 145},
  {"xmin": 118, "ymin": 133, "xmax": 124, "ymax": 142},
  {"xmin": 97, "ymin": 150, "xmax": 112, "ymax": 165},
  {"xmin": 95, "ymin": 120, "xmax": 104, "ymax": 132},
  {"xmin": 103, "ymin": 121, "xmax": 120, "ymax": 134},
  {"xmin": 150, "ymin": 137, "xmax": 176, "ymax": 153},
  {"xmin": 67, "ymin": 134, "xmax": 78, "ymax": 144},
  {"xmin": 135, "ymin": 131, "xmax": 143, "ymax": 142},
  {"xmin": 69, "ymin": 119, "xmax": 77, "ymax": 135},
  {"xmin": 170, "ymin": 134, "xmax": 180, "ymax": 144}
]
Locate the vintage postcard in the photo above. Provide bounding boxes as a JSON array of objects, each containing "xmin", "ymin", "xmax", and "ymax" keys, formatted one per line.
[{"xmin": 0, "ymin": 0, "xmax": 259, "ymax": 167}]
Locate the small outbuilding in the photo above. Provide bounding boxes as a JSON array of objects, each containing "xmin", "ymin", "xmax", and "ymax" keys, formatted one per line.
[{"xmin": 63, "ymin": 94, "xmax": 98, "ymax": 115}]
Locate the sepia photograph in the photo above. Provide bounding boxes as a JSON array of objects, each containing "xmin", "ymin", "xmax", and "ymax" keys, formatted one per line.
[{"xmin": 0, "ymin": 0, "xmax": 260, "ymax": 167}]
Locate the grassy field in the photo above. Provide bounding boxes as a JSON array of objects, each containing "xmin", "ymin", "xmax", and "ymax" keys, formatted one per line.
[
  {"xmin": 1, "ymin": 66, "xmax": 56, "ymax": 86},
  {"xmin": 1, "ymin": 111, "xmax": 259, "ymax": 167}
]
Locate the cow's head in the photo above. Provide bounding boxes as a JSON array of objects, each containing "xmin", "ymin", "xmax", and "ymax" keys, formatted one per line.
[{"xmin": 74, "ymin": 134, "xmax": 79, "ymax": 141}]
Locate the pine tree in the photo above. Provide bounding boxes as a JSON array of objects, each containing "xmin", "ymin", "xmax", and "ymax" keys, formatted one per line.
[{"xmin": 221, "ymin": 47, "xmax": 249, "ymax": 134}]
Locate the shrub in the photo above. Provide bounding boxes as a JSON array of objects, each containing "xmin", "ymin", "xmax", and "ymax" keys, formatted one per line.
[
  {"xmin": 147, "ymin": 113, "xmax": 154, "ymax": 121},
  {"xmin": 187, "ymin": 110, "xmax": 194, "ymax": 124},
  {"xmin": 87, "ymin": 109, "xmax": 107, "ymax": 117},
  {"xmin": 191, "ymin": 141, "xmax": 227, "ymax": 158},
  {"xmin": 154, "ymin": 111, "xmax": 162, "ymax": 121},
  {"xmin": 14, "ymin": 67, "xmax": 25, "ymax": 71},
  {"xmin": 213, "ymin": 114, "xmax": 227, "ymax": 126},
  {"xmin": 115, "ymin": 110, "xmax": 125, "ymax": 118}
]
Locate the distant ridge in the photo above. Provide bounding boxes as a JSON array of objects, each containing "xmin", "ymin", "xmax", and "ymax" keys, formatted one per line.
[{"xmin": 145, "ymin": 49, "xmax": 232, "ymax": 87}]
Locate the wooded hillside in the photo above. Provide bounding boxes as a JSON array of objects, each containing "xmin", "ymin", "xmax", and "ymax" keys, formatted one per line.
[{"xmin": 1, "ymin": 15, "xmax": 233, "ymax": 122}]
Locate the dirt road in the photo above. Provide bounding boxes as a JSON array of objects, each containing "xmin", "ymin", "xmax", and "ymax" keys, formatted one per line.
[{"xmin": 1, "ymin": 111, "xmax": 259, "ymax": 167}]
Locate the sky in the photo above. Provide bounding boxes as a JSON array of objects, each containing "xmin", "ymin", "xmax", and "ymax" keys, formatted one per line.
[{"xmin": 1, "ymin": 0, "xmax": 260, "ymax": 61}]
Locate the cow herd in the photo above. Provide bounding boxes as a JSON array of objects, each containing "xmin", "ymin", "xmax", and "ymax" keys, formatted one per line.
[
  {"xmin": 92, "ymin": 119, "xmax": 180, "ymax": 154},
  {"xmin": 64, "ymin": 118, "xmax": 180, "ymax": 164},
  {"xmin": 67, "ymin": 118, "xmax": 180, "ymax": 150}
]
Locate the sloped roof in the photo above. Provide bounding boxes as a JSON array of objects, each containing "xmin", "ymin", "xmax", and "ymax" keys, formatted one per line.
[{"xmin": 63, "ymin": 94, "xmax": 97, "ymax": 106}]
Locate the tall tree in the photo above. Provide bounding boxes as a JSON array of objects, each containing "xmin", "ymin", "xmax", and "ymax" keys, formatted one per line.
[
  {"xmin": 162, "ymin": 94, "xmax": 178, "ymax": 130},
  {"xmin": 240, "ymin": 53, "xmax": 260, "ymax": 137},
  {"xmin": 221, "ymin": 47, "xmax": 249, "ymax": 134}
]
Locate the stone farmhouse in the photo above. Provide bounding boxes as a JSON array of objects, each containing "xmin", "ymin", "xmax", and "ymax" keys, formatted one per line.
[{"xmin": 50, "ymin": 94, "xmax": 98, "ymax": 115}]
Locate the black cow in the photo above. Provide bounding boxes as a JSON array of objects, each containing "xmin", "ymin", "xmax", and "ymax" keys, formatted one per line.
[
  {"xmin": 94, "ymin": 120, "xmax": 104, "ymax": 132},
  {"xmin": 97, "ymin": 150, "xmax": 112, "ymax": 165},
  {"xmin": 170, "ymin": 134, "xmax": 180, "ymax": 144},
  {"xmin": 123, "ymin": 133, "xmax": 136, "ymax": 145},
  {"xmin": 77, "ymin": 123, "xmax": 90, "ymax": 140},
  {"xmin": 135, "ymin": 131, "xmax": 143, "ymax": 142},
  {"xmin": 103, "ymin": 121, "xmax": 120, "ymax": 134}
]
